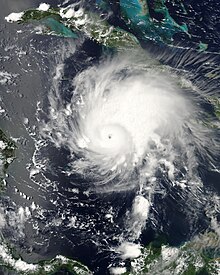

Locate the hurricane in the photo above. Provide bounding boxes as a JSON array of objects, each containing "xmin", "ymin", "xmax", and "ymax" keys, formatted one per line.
[
  {"xmin": 0, "ymin": 1, "xmax": 220, "ymax": 275},
  {"xmin": 42, "ymin": 52, "xmax": 205, "ymax": 192}
]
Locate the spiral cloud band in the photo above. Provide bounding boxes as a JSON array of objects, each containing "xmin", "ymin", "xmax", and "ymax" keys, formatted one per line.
[{"xmin": 41, "ymin": 53, "xmax": 203, "ymax": 193}]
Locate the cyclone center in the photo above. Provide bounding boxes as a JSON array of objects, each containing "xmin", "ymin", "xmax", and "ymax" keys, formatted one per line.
[{"xmin": 98, "ymin": 124, "xmax": 130, "ymax": 152}]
